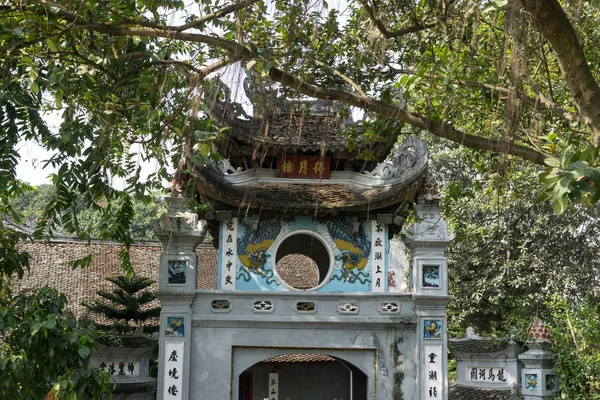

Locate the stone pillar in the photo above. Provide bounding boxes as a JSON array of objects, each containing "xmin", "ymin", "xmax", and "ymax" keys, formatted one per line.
[
  {"xmin": 519, "ymin": 320, "xmax": 559, "ymax": 399},
  {"xmin": 154, "ymin": 196, "xmax": 206, "ymax": 400},
  {"xmin": 404, "ymin": 176, "xmax": 452, "ymax": 400}
]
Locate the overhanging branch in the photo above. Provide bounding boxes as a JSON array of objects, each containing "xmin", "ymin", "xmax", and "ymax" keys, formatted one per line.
[
  {"xmin": 393, "ymin": 67, "xmax": 582, "ymax": 124},
  {"xmin": 358, "ymin": 0, "xmax": 443, "ymax": 38},
  {"xmin": 30, "ymin": 3, "xmax": 551, "ymax": 165},
  {"xmin": 519, "ymin": 0, "xmax": 600, "ymax": 142}
]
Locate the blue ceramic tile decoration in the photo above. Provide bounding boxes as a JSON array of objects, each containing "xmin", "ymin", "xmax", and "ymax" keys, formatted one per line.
[
  {"xmin": 168, "ymin": 260, "xmax": 187, "ymax": 284},
  {"xmin": 424, "ymin": 319, "xmax": 442, "ymax": 339},
  {"xmin": 165, "ymin": 316, "xmax": 184, "ymax": 336},
  {"xmin": 525, "ymin": 374, "xmax": 538, "ymax": 390},
  {"xmin": 422, "ymin": 264, "xmax": 441, "ymax": 288}
]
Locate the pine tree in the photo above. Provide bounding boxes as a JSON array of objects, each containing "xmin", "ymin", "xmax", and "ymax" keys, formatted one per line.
[{"xmin": 83, "ymin": 275, "xmax": 161, "ymax": 330}]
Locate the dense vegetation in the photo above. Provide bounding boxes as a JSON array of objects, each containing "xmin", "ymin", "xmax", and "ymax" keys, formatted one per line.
[
  {"xmin": 0, "ymin": 287, "xmax": 112, "ymax": 399},
  {"xmin": 9, "ymin": 184, "xmax": 165, "ymax": 240},
  {"xmin": 431, "ymin": 141, "xmax": 600, "ymax": 397}
]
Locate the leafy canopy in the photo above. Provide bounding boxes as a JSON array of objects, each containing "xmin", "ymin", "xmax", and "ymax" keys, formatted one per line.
[
  {"xmin": 1, "ymin": 1, "xmax": 600, "ymax": 244},
  {"xmin": 0, "ymin": 287, "xmax": 112, "ymax": 399}
]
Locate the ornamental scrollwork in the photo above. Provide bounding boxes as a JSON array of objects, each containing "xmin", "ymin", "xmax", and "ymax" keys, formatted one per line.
[{"xmin": 363, "ymin": 135, "xmax": 428, "ymax": 179}]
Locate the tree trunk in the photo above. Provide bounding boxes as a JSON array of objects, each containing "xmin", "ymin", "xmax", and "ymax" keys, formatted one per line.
[{"xmin": 519, "ymin": 0, "xmax": 600, "ymax": 144}]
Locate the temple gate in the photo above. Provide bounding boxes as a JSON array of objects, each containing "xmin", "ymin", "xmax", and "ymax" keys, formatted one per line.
[{"xmin": 154, "ymin": 78, "xmax": 452, "ymax": 400}]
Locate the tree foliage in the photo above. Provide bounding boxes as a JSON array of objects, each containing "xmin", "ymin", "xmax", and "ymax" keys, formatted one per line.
[
  {"xmin": 433, "ymin": 140, "xmax": 600, "ymax": 397},
  {"xmin": 547, "ymin": 296, "xmax": 600, "ymax": 399},
  {"xmin": 83, "ymin": 275, "xmax": 160, "ymax": 332},
  {"xmin": 1, "ymin": 0, "xmax": 600, "ymax": 243},
  {"xmin": 435, "ymin": 142, "xmax": 600, "ymax": 334},
  {"xmin": 9, "ymin": 184, "xmax": 166, "ymax": 239},
  {"xmin": 0, "ymin": 287, "xmax": 112, "ymax": 399}
]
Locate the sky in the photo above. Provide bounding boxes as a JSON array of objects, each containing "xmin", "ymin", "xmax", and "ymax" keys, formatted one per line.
[{"xmin": 16, "ymin": 111, "xmax": 168, "ymax": 188}]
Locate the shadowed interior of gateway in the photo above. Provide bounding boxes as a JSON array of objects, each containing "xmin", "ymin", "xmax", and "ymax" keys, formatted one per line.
[{"xmin": 239, "ymin": 353, "xmax": 368, "ymax": 400}]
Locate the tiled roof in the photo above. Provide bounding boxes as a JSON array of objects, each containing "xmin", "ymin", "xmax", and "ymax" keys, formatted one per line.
[
  {"xmin": 224, "ymin": 114, "xmax": 395, "ymax": 160},
  {"xmin": 194, "ymin": 165, "xmax": 422, "ymax": 213},
  {"xmin": 261, "ymin": 353, "xmax": 337, "ymax": 363},
  {"xmin": 205, "ymin": 88, "xmax": 396, "ymax": 162},
  {"xmin": 448, "ymin": 384, "xmax": 519, "ymax": 400},
  {"xmin": 14, "ymin": 239, "xmax": 219, "ymax": 326},
  {"xmin": 449, "ymin": 338, "xmax": 512, "ymax": 354},
  {"xmin": 277, "ymin": 254, "xmax": 319, "ymax": 289},
  {"xmin": 15, "ymin": 239, "xmax": 326, "ymax": 325}
]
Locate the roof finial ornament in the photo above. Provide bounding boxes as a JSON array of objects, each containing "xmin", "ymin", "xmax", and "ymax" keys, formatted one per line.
[
  {"xmin": 466, "ymin": 326, "xmax": 480, "ymax": 338},
  {"xmin": 417, "ymin": 172, "xmax": 439, "ymax": 203},
  {"xmin": 529, "ymin": 319, "xmax": 551, "ymax": 341},
  {"xmin": 363, "ymin": 135, "xmax": 428, "ymax": 179}
]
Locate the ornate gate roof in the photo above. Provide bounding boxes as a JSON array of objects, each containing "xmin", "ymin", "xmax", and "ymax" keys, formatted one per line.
[{"xmin": 190, "ymin": 78, "xmax": 429, "ymax": 216}]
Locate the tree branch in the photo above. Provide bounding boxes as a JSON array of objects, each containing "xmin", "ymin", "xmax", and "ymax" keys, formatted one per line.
[
  {"xmin": 158, "ymin": 57, "xmax": 236, "ymax": 132},
  {"xmin": 519, "ymin": 0, "xmax": 600, "ymax": 143},
  {"xmin": 175, "ymin": 0, "xmax": 259, "ymax": 32},
  {"xmin": 358, "ymin": 0, "xmax": 443, "ymax": 38},
  {"xmin": 118, "ymin": 60, "xmax": 205, "ymax": 81},
  {"xmin": 393, "ymin": 67, "xmax": 582, "ymax": 124},
  {"xmin": 461, "ymin": 79, "xmax": 582, "ymax": 124},
  {"xmin": 313, "ymin": 60, "xmax": 367, "ymax": 97},
  {"xmin": 33, "ymin": 0, "xmax": 257, "ymax": 33},
  {"xmin": 35, "ymin": 5, "xmax": 550, "ymax": 164}
]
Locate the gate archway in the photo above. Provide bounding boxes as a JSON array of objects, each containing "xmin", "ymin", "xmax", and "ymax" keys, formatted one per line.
[{"xmin": 238, "ymin": 353, "xmax": 368, "ymax": 400}]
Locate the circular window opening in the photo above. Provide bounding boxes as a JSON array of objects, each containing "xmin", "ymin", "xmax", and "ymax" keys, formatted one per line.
[
  {"xmin": 277, "ymin": 254, "xmax": 319, "ymax": 289},
  {"xmin": 275, "ymin": 233, "xmax": 331, "ymax": 290}
]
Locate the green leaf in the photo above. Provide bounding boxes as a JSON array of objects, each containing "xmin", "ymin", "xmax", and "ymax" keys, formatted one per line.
[
  {"xmin": 551, "ymin": 176, "xmax": 571, "ymax": 201},
  {"xmin": 199, "ymin": 142, "xmax": 211, "ymax": 157},
  {"xmin": 30, "ymin": 81, "xmax": 39, "ymax": 94},
  {"xmin": 32, "ymin": 321, "xmax": 42, "ymax": 336},
  {"xmin": 589, "ymin": 169, "xmax": 600, "ymax": 187},
  {"xmin": 580, "ymin": 147, "xmax": 596, "ymax": 163},
  {"xmin": 565, "ymin": 161, "xmax": 589, "ymax": 179},
  {"xmin": 571, "ymin": 181, "xmax": 594, "ymax": 194},
  {"xmin": 246, "ymin": 60, "xmax": 257, "ymax": 70},
  {"xmin": 55, "ymin": 91, "xmax": 63, "ymax": 109},
  {"xmin": 536, "ymin": 190, "xmax": 550, "ymax": 203},
  {"xmin": 544, "ymin": 157, "xmax": 561, "ymax": 167},
  {"xmin": 559, "ymin": 146, "xmax": 574, "ymax": 167},
  {"xmin": 78, "ymin": 345, "xmax": 90, "ymax": 359},
  {"xmin": 249, "ymin": 43, "xmax": 258, "ymax": 56},
  {"xmin": 46, "ymin": 38, "xmax": 59, "ymax": 52},
  {"xmin": 482, "ymin": 5, "xmax": 496, "ymax": 14},
  {"xmin": 552, "ymin": 195, "xmax": 568, "ymax": 215}
]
